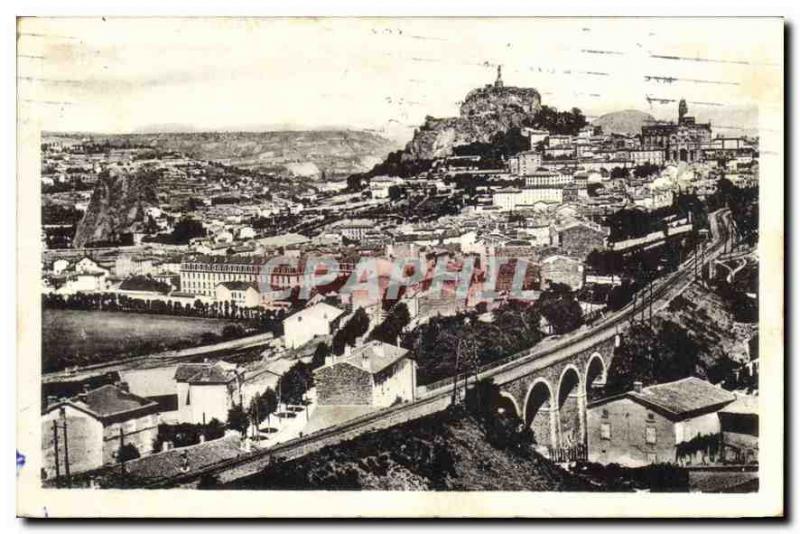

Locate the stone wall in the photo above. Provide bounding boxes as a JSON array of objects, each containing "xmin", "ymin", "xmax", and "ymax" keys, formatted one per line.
[
  {"xmin": 315, "ymin": 362, "xmax": 373, "ymax": 406},
  {"xmin": 587, "ymin": 397, "xmax": 676, "ymax": 466},
  {"xmin": 559, "ymin": 225, "xmax": 606, "ymax": 259}
]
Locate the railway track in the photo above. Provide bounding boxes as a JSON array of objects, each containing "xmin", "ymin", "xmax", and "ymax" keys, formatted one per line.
[{"xmin": 140, "ymin": 210, "xmax": 731, "ymax": 488}]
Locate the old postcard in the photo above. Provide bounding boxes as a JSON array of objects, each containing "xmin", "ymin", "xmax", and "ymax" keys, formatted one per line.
[{"xmin": 16, "ymin": 17, "xmax": 783, "ymax": 517}]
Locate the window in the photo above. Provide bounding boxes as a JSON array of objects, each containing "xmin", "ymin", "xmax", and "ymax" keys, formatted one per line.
[
  {"xmin": 600, "ymin": 423, "xmax": 611, "ymax": 440},
  {"xmin": 601, "ymin": 409, "xmax": 609, "ymax": 419},
  {"xmin": 645, "ymin": 426, "xmax": 656, "ymax": 444}
]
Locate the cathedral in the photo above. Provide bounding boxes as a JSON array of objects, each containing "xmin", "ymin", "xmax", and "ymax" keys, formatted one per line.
[{"xmin": 641, "ymin": 99, "xmax": 712, "ymax": 163}]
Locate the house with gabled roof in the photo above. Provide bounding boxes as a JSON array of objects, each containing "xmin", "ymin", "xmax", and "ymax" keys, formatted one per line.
[
  {"xmin": 313, "ymin": 340, "xmax": 417, "ymax": 408},
  {"xmin": 215, "ymin": 280, "xmax": 261, "ymax": 307},
  {"xmin": 41, "ymin": 383, "xmax": 160, "ymax": 477},
  {"xmin": 174, "ymin": 362, "xmax": 241, "ymax": 424},
  {"xmin": 587, "ymin": 377, "xmax": 736, "ymax": 467},
  {"xmin": 283, "ymin": 302, "xmax": 345, "ymax": 349}
]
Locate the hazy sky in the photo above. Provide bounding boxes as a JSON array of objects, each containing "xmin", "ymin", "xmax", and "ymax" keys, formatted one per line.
[{"xmin": 19, "ymin": 18, "xmax": 779, "ymax": 142}]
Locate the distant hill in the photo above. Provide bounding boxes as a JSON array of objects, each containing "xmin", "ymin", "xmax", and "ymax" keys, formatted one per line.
[
  {"xmin": 593, "ymin": 110, "xmax": 655, "ymax": 136},
  {"xmin": 43, "ymin": 130, "xmax": 398, "ymax": 178}
]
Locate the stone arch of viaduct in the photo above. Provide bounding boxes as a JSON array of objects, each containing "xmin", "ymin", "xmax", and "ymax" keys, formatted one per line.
[{"xmin": 496, "ymin": 335, "xmax": 617, "ymax": 454}]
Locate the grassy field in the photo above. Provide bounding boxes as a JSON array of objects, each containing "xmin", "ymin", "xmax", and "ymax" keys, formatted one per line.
[{"xmin": 42, "ymin": 309, "xmax": 240, "ymax": 372}]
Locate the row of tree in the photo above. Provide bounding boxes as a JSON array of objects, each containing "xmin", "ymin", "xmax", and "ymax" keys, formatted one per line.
[
  {"xmin": 42, "ymin": 292, "xmax": 286, "ymax": 332},
  {"xmin": 226, "ymin": 361, "xmax": 315, "ymax": 437}
]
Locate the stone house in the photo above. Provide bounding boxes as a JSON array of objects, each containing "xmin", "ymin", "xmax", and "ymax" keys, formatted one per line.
[
  {"xmin": 539, "ymin": 254, "xmax": 584, "ymax": 291},
  {"xmin": 586, "ymin": 377, "xmax": 735, "ymax": 467},
  {"xmin": 314, "ymin": 341, "xmax": 417, "ymax": 408},
  {"xmin": 41, "ymin": 384, "xmax": 160, "ymax": 477},
  {"xmin": 550, "ymin": 219, "xmax": 609, "ymax": 260}
]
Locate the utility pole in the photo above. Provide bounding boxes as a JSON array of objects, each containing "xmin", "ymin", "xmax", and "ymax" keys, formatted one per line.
[
  {"xmin": 119, "ymin": 427, "xmax": 125, "ymax": 476},
  {"xmin": 63, "ymin": 417, "xmax": 71, "ymax": 488},
  {"xmin": 452, "ymin": 339, "xmax": 462, "ymax": 405},
  {"xmin": 52, "ymin": 420, "xmax": 61, "ymax": 488}
]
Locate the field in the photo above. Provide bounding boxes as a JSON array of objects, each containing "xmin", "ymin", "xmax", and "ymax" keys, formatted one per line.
[{"xmin": 42, "ymin": 309, "xmax": 239, "ymax": 372}]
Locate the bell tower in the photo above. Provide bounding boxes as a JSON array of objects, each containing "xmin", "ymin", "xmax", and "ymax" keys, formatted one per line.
[
  {"xmin": 494, "ymin": 65, "xmax": 504, "ymax": 88},
  {"xmin": 678, "ymin": 98, "xmax": 688, "ymax": 124}
]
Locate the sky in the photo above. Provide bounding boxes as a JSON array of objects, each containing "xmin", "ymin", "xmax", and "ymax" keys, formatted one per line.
[{"xmin": 18, "ymin": 17, "xmax": 780, "ymax": 142}]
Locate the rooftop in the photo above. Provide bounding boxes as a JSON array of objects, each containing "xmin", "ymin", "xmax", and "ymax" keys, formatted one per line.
[
  {"xmin": 335, "ymin": 341, "xmax": 409, "ymax": 375},
  {"xmin": 174, "ymin": 362, "xmax": 238, "ymax": 385},
  {"xmin": 217, "ymin": 280, "xmax": 258, "ymax": 291},
  {"xmin": 287, "ymin": 301, "xmax": 345, "ymax": 325},
  {"xmin": 47, "ymin": 384, "xmax": 159, "ymax": 425},
  {"xmin": 629, "ymin": 377, "xmax": 736, "ymax": 419}
]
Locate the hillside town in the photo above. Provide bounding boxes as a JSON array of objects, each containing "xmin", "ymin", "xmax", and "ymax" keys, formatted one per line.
[{"xmin": 40, "ymin": 70, "xmax": 760, "ymax": 493}]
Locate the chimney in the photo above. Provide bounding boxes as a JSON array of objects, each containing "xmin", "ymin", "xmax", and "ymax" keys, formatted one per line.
[
  {"xmin": 118, "ymin": 382, "xmax": 130, "ymax": 393},
  {"xmin": 633, "ymin": 381, "xmax": 643, "ymax": 393}
]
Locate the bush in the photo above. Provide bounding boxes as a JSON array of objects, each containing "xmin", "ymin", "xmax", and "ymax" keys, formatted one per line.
[
  {"xmin": 117, "ymin": 443, "xmax": 141, "ymax": 463},
  {"xmin": 227, "ymin": 404, "xmax": 249, "ymax": 434},
  {"xmin": 221, "ymin": 324, "xmax": 246, "ymax": 340}
]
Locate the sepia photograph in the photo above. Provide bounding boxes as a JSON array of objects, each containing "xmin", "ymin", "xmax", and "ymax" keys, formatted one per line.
[{"xmin": 15, "ymin": 15, "xmax": 784, "ymax": 518}]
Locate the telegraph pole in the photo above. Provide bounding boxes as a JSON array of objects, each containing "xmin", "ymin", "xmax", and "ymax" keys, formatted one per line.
[
  {"xmin": 62, "ymin": 417, "xmax": 71, "ymax": 488},
  {"xmin": 52, "ymin": 420, "xmax": 61, "ymax": 487}
]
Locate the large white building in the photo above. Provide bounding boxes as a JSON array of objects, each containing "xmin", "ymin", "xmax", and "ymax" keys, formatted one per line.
[
  {"xmin": 283, "ymin": 302, "xmax": 345, "ymax": 349},
  {"xmin": 508, "ymin": 151, "xmax": 543, "ymax": 176},
  {"xmin": 525, "ymin": 169, "xmax": 572, "ymax": 188},
  {"xmin": 492, "ymin": 187, "xmax": 564, "ymax": 211}
]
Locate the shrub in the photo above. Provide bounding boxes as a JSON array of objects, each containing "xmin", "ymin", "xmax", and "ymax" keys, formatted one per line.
[{"xmin": 117, "ymin": 443, "xmax": 141, "ymax": 463}]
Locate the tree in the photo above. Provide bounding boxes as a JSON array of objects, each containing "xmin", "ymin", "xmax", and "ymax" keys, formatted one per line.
[
  {"xmin": 368, "ymin": 302, "xmax": 410, "ymax": 345},
  {"xmin": 534, "ymin": 283, "xmax": 584, "ymax": 335},
  {"xmin": 604, "ymin": 320, "xmax": 700, "ymax": 396},
  {"xmin": 333, "ymin": 307, "xmax": 371, "ymax": 355},
  {"xmin": 311, "ymin": 343, "xmax": 330, "ymax": 369},
  {"xmin": 260, "ymin": 387, "xmax": 279, "ymax": 427},
  {"xmin": 116, "ymin": 443, "xmax": 140, "ymax": 464},
  {"xmin": 227, "ymin": 404, "xmax": 249, "ymax": 435},
  {"xmin": 610, "ymin": 166, "xmax": 629, "ymax": 179},
  {"xmin": 248, "ymin": 387, "xmax": 279, "ymax": 432},
  {"xmin": 166, "ymin": 218, "xmax": 206, "ymax": 245},
  {"xmin": 278, "ymin": 362, "xmax": 313, "ymax": 405},
  {"xmin": 524, "ymin": 105, "xmax": 587, "ymax": 136},
  {"xmin": 465, "ymin": 378, "xmax": 532, "ymax": 452}
]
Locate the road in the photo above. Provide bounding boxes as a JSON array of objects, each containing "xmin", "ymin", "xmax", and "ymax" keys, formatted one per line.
[{"xmin": 135, "ymin": 209, "xmax": 732, "ymax": 488}]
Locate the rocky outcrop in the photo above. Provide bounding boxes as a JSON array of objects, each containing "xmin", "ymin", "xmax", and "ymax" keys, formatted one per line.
[
  {"xmin": 73, "ymin": 166, "xmax": 159, "ymax": 248},
  {"xmin": 402, "ymin": 84, "xmax": 542, "ymax": 161}
]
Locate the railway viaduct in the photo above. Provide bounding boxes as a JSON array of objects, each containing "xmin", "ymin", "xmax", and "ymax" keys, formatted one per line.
[{"xmin": 476, "ymin": 332, "xmax": 619, "ymax": 456}]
